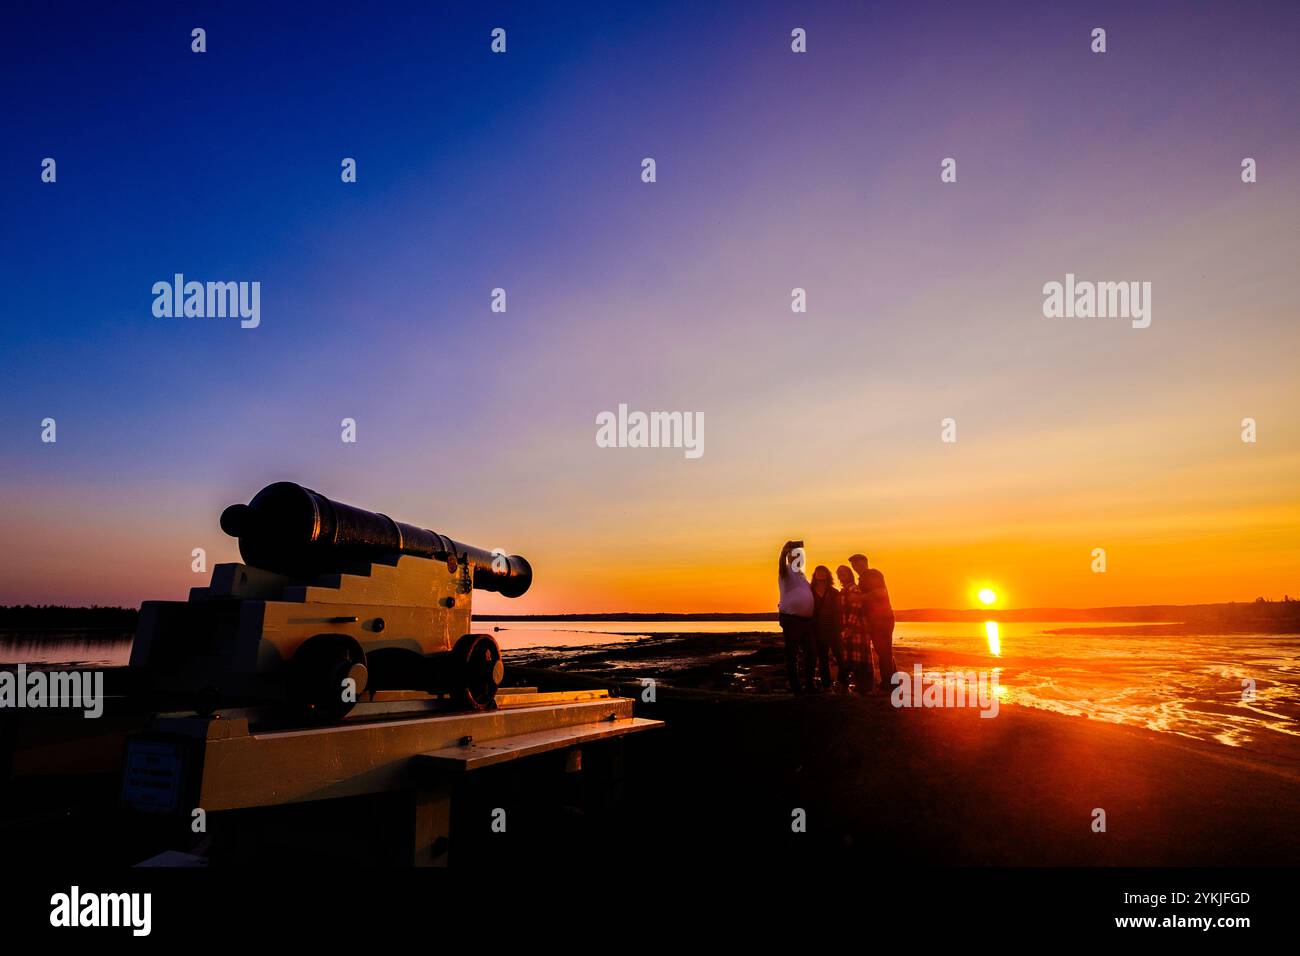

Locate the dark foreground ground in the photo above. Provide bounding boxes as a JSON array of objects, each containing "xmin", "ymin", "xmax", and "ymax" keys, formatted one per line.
[
  {"xmin": 3, "ymin": 632, "xmax": 1299, "ymax": 866},
  {"xmin": 503, "ymin": 632, "xmax": 1300, "ymax": 865}
]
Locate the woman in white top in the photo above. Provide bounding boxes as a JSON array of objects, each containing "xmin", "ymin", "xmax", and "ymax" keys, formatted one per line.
[{"xmin": 777, "ymin": 540, "xmax": 815, "ymax": 694}]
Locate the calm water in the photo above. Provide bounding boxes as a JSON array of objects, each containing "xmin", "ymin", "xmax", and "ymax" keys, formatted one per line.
[
  {"xmin": 5, "ymin": 621, "xmax": 1298, "ymax": 755},
  {"xmin": 0, "ymin": 630, "xmax": 134, "ymax": 667}
]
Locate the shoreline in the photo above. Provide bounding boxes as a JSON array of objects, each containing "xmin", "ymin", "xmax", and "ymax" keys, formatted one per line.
[{"xmin": 506, "ymin": 629, "xmax": 1300, "ymax": 760}]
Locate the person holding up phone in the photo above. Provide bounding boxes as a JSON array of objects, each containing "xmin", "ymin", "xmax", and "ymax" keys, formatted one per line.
[{"xmin": 778, "ymin": 540, "xmax": 815, "ymax": 694}]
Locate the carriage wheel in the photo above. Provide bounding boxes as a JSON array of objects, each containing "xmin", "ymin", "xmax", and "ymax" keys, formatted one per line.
[
  {"xmin": 448, "ymin": 633, "xmax": 503, "ymax": 711},
  {"xmin": 288, "ymin": 633, "xmax": 369, "ymax": 722}
]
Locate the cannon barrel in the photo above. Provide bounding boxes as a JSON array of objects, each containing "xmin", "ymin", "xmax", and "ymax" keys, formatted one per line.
[{"xmin": 218, "ymin": 482, "xmax": 532, "ymax": 598}]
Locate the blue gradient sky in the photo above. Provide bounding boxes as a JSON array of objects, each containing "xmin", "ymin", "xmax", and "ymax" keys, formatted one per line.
[{"xmin": 2, "ymin": 1, "xmax": 1298, "ymax": 611}]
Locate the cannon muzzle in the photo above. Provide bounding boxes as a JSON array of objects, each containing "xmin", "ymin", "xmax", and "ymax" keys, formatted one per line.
[{"xmin": 219, "ymin": 482, "xmax": 532, "ymax": 598}]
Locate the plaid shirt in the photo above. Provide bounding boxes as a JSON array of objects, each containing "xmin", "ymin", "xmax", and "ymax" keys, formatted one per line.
[{"xmin": 839, "ymin": 583, "xmax": 870, "ymax": 665}]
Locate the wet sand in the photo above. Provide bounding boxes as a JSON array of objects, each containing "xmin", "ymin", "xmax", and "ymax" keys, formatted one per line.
[
  {"xmin": 507, "ymin": 632, "xmax": 1300, "ymax": 864},
  {"xmin": 507, "ymin": 630, "xmax": 790, "ymax": 693}
]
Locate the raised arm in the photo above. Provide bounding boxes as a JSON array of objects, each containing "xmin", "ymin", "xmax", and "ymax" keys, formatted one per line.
[{"xmin": 777, "ymin": 540, "xmax": 792, "ymax": 576}]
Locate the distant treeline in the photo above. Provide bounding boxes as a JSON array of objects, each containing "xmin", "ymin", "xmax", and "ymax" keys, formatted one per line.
[
  {"xmin": 0, "ymin": 605, "xmax": 139, "ymax": 630},
  {"xmin": 4, "ymin": 599, "xmax": 1297, "ymax": 632},
  {"xmin": 481, "ymin": 612, "xmax": 780, "ymax": 622},
  {"xmin": 897, "ymin": 600, "xmax": 1300, "ymax": 626},
  {"xmin": 482, "ymin": 600, "xmax": 1300, "ymax": 627}
]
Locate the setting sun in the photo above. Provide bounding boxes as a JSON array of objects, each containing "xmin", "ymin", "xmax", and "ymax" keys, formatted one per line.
[{"xmin": 978, "ymin": 588, "xmax": 997, "ymax": 606}]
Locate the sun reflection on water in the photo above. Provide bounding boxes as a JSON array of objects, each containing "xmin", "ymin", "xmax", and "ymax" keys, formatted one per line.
[{"xmin": 985, "ymin": 620, "xmax": 1001, "ymax": 657}]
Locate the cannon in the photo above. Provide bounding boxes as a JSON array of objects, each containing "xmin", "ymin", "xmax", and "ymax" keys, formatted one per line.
[{"xmin": 130, "ymin": 483, "xmax": 533, "ymax": 720}]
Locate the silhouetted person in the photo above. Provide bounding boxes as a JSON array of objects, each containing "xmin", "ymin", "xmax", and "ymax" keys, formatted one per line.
[
  {"xmin": 851, "ymin": 553, "xmax": 895, "ymax": 690},
  {"xmin": 810, "ymin": 565, "xmax": 843, "ymax": 692},
  {"xmin": 777, "ymin": 540, "xmax": 815, "ymax": 694},
  {"xmin": 836, "ymin": 564, "xmax": 871, "ymax": 693}
]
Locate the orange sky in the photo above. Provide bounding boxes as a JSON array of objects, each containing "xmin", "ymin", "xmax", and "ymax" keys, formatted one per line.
[{"xmin": 4, "ymin": 403, "xmax": 1294, "ymax": 614}]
